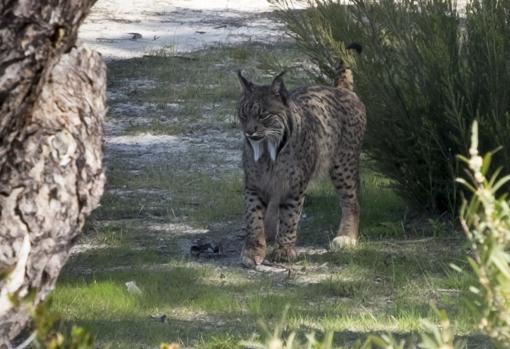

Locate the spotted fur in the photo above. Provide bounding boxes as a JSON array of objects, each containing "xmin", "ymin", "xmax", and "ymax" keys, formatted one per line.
[{"xmin": 237, "ymin": 65, "xmax": 366, "ymax": 267}]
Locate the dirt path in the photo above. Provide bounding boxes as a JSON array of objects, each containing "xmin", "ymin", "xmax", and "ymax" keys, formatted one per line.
[{"xmin": 80, "ymin": 0, "xmax": 293, "ymax": 59}]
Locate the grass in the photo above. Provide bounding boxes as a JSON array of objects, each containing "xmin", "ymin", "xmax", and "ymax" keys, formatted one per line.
[
  {"xmin": 50, "ymin": 42, "xmax": 492, "ymax": 348},
  {"xmin": 55, "ymin": 236, "xmax": 477, "ymax": 347}
]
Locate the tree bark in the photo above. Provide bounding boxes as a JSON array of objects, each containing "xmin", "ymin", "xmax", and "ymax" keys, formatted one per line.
[{"xmin": 0, "ymin": 0, "xmax": 105, "ymax": 345}]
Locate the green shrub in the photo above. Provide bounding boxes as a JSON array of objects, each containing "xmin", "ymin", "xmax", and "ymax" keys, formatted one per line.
[
  {"xmin": 15, "ymin": 299, "xmax": 94, "ymax": 349},
  {"xmin": 457, "ymin": 122, "xmax": 510, "ymax": 347},
  {"xmin": 271, "ymin": 0, "xmax": 510, "ymax": 215}
]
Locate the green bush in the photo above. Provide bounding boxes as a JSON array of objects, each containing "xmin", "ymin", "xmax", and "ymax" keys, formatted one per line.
[
  {"xmin": 271, "ymin": 0, "xmax": 510, "ymax": 214},
  {"xmin": 457, "ymin": 122, "xmax": 510, "ymax": 347}
]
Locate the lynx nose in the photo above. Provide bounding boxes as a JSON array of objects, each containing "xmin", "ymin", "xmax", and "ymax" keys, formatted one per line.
[{"xmin": 245, "ymin": 131, "xmax": 263, "ymax": 141}]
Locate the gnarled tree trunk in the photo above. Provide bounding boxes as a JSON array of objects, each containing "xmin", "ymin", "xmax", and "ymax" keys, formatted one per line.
[{"xmin": 0, "ymin": 0, "xmax": 105, "ymax": 345}]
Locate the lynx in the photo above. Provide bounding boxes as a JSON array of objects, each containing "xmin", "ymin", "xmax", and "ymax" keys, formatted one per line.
[{"xmin": 237, "ymin": 47, "xmax": 366, "ymax": 267}]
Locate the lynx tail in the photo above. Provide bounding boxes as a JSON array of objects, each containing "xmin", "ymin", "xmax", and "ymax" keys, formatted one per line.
[{"xmin": 334, "ymin": 42, "xmax": 362, "ymax": 91}]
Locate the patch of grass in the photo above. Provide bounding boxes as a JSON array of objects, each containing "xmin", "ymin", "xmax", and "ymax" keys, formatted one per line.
[
  {"xmin": 102, "ymin": 160, "xmax": 244, "ymax": 224},
  {"xmin": 197, "ymin": 334, "xmax": 240, "ymax": 349},
  {"xmin": 300, "ymin": 168, "xmax": 405, "ymax": 246},
  {"xmin": 123, "ymin": 119, "xmax": 185, "ymax": 136},
  {"xmin": 81, "ymin": 223, "xmax": 126, "ymax": 247},
  {"xmin": 53, "ymin": 280, "xmax": 138, "ymax": 321},
  {"xmin": 92, "ymin": 192, "xmax": 166, "ymax": 220},
  {"xmin": 56, "ymin": 222, "xmax": 476, "ymax": 348}
]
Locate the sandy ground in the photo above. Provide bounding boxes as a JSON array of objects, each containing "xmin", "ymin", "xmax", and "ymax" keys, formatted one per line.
[{"xmin": 79, "ymin": 0, "xmax": 300, "ymax": 58}]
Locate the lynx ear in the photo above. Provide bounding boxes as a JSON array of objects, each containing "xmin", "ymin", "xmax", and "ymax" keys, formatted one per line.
[
  {"xmin": 237, "ymin": 70, "xmax": 253, "ymax": 93},
  {"xmin": 271, "ymin": 71, "xmax": 288, "ymax": 105}
]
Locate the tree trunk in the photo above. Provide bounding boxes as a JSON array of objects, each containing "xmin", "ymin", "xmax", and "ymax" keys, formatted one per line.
[{"xmin": 0, "ymin": 0, "xmax": 105, "ymax": 345}]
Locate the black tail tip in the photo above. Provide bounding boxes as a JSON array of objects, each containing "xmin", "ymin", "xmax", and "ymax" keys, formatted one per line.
[{"xmin": 346, "ymin": 42, "xmax": 362, "ymax": 54}]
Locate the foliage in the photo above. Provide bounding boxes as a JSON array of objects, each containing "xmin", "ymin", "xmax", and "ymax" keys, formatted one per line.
[
  {"xmin": 457, "ymin": 122, "xmax": 510, "ymax": 347},
  {"xmin": 417, "ymin": 307, "xmax": 463, "ymax": 349},
  {"xmin": 30, "ymin": 300, "xmax": 94, "ymax": 349},
  {"xmin": 1, "ymin": 280, "xmax": 93, "ymax": 349},
  {"xmin": 271, "ymin": 0, "xmax": 510, "ymax": 215},
  {"xmin": 240, "ymin": 306, "xmax": 337, "ymax": 349}
]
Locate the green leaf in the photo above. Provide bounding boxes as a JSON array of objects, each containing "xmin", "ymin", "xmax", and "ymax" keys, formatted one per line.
[
  {"xmin": 491, "ymin": 175, "xmax": 510, "ymax": 194},
  {"xmin": 470, "ymin": 121, "xmax": 479, "ymax": 154},
  {"xmin": 490, "ymin": 251, "xmax": 510, "ymax": 279},
  {"xmin": 481, "ymin": 152, "xmax": 493, "ymax": 176},
  {"xmin": 469, "ymin": 286, "xmax": 480, "ymax": 294},
  {"xmin": 449, "ymin": 263, "xmax": 463, "ymax": 273}
]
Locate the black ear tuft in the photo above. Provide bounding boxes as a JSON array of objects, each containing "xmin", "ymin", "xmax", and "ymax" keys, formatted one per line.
[
  {"xmin": 271, "ymin": 71, "xmax": 289, "ymax": 105},
  {"xmin": 237, "ymin": 70, "xmax": 253, "ymax": 92},
  {"xmin": 346, "ymin": 42, "xmax": 363, "ymax": 54}
]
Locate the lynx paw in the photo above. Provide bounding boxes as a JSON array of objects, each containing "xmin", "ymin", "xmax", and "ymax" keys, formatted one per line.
[
  {"xmin": 330, "ymin": 236, "xmax": 357, "ymax": 251},
  {"xmin": 241, "ymin": 245, "xmax": 266, "ymax": 268},
  {"xmin": 271, "ymin": 245, "xmax": 297, "ymax": 262}
]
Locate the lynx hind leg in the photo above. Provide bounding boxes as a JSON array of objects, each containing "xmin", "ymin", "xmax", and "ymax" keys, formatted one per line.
[
  {"xmin": 329, "ymin": 150, "xmax": 361, "ymax": 251},
  {"xmin": 271, "ymin": 195, "xmax": 305, "ymax": 262},
  {"xmin": 241, "ymin": 189, "xmax": 267, "ymax": 267}
]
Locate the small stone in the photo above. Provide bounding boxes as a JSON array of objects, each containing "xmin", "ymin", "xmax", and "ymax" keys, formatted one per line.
[{"xmin": 125, "ymin": 281, "xmax": 142, "ymax": 294}]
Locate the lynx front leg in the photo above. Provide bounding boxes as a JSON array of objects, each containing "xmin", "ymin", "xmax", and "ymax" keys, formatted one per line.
[
  {"xmin": 271, "ymin": 196, "xmax": 304, "ymax": 262},
  {"xmin": 330, "ymin": 152, "xmax": 361, "ymax": 250},
  {"xmin": 241, "ymin": 189, "xmax": 267, "ymax": 267}
]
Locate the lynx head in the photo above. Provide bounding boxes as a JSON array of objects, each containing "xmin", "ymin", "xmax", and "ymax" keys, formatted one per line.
[{"xmin": 237, "ymin": 70, "xmax": 291, "ymax": 162}]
